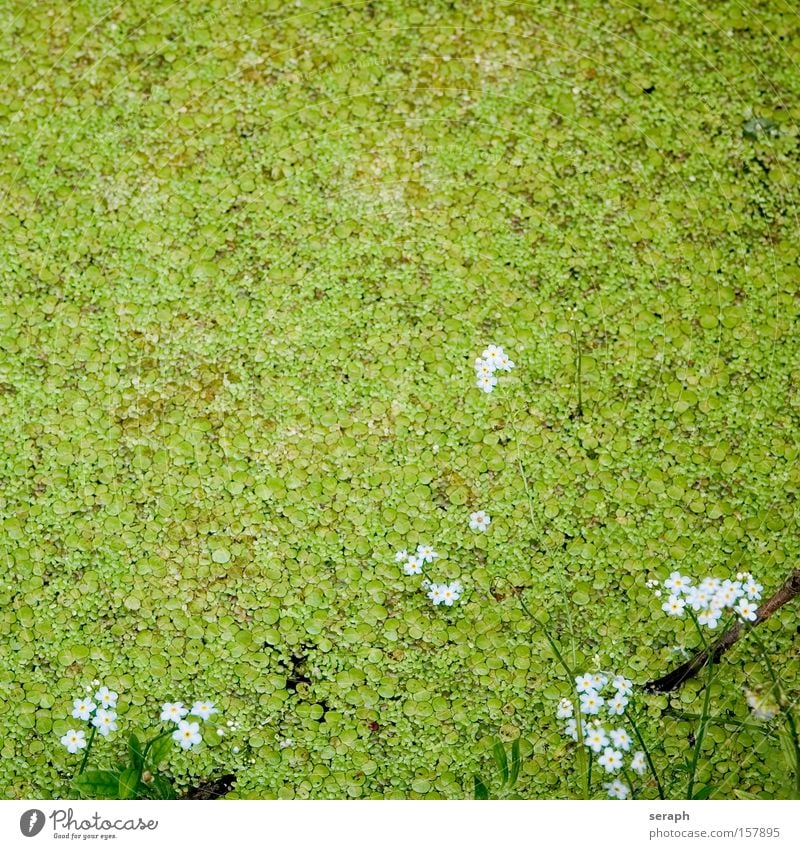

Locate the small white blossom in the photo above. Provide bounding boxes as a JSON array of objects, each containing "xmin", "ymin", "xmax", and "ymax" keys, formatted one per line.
[
  {"xmin": 734, "ymin": 599, "xmax": 757, "ymax": 622},
  {"xmin": 597, "ymin": 747, "xmax": 623, "ymax": 773},
  {"xmin": 469, "ymin": 511, "xmax": 491, "ymax": 532},
  {"xmin": 279, "ymin": 738, "xmax": 294, "ymax": 749},
  {"xmin": 630, "ymin": 751, "xmax": 647, "ymax": 775},
  {"xmin": 474, "ymin": 358, "xmax": 496, "ymax": 378},
  {"xmin": 612, "ymin": 676, "xmax": 633, "ymax": 696},
  {"xmin": 60, "ymin": 729, "xmax": 87, "ymax": 754},
  {"xmin": 427, "ymin": 583, "xmax": 446, "ymax": 605},
  {"xmin": 604, "ymin": 778, "xmax": 630, "ymax": 799},
  {"xmin": 564, "ymin": 718, "xmax": 578, "ymax": 741},
  {"xmin": 697, "ymin": 609, "xmax": 721, "ymax": 629},
  {"xmin": 476, "ymin": 373, "xmax": 498, "ymax": 393},
  {"xmin": 584, "ymin": 726, "xmax": 609, "ymax": 753},
  {"xmin": 160, "ymin": 702, "xmax": 189, "ymax": 723},
  {"xmin": 94, "ymin": 687, "xmax": 118, "ymax": 709},
  {"xmin": 173, "ymin": 720, "xmax": 202, "ymax": 750},
  {"xmin": 590, "ymin": 673, "xmax": 608, "ymax": 690},
  {"xmin": 394, "ymin": 549, "xmax": 409, "ymax": 563},
  {"xmin": 579, "ymin": 691, "xmax": 604, "ymax": 715},
  {"xmin": 556, "ymin": 698, "xmax": 573, "ymax": 719},
  {"xmin": 481, "ymin": 344, "xmax": 505, "ymax": 366},
  {"xmin": 575, "ymin": 674, "xmax": 595, "ymax": 694},
  {"xmin": 607, "ymin": 694, "xmax": 628, "ymax": 716},
  {"xmin": 743, "ymin": 579, "xmax": 763, "ymax": 601},
  {"xmin": 403, "ymin": 556, "xmax": 423, "ymax": 576},
  {"xmin": 91, "ymin": 709, "xmax": 118, "ymax": 737},
  {"xmin": 609, "ymin": 728, "xmax": 632, "ymax": 751},
  {"xmin": 416, "ymin": 544, "xmax": 437, "ymax": 563},
  {"xmin": 190, "ymin": 700, "xmax": 218, "ymax": 720},
  {"xmin": 71, "ymin": 699, "xmax": 96, "ymax": 721},
  {"xmin": 662, "ymin": 595, "xmax": 686, "ymax": 616},
  {"xmin": 664, "ymin": 571, "xmax": 693, "ymax": 595},
  {"xmin": 495, "ymin": 352, "xmax": 515, "ymax": 372}
]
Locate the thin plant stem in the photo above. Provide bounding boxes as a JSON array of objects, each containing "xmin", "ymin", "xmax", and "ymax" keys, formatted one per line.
[
  {"xmin": 626, "ymin": 702, "xmax": 665, "ymax": 800},
  {"xmin": 572, "ymin": 324, "xmax": 583, "ymax": 419},
  {"xmin": 745, "ymin": 623, "xmax": 800, "ymax": 796},
  {"xmin": 587, "ymin": 749, "xmax": 593, "ymax": 798},
  {"xmin": 77, "ymin": 725, "xmax": 96, "ymax": 776},
  {"xmin": 687, "ymin": 647, "xmax": 714, "ymax": 799},
  {"xmin": 622, "ymin": 765, "xmax": 637, "ymax": 800}
]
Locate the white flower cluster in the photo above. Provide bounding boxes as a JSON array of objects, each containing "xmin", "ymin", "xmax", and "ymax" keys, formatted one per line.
[
  {"xmin": 657, "ymin": 571, "xmax": 762, "ymax": 628},
  {"xmin": 423, "ymin": 578, "xmax": 463, "ymax": 606},
  {"xmin": 395, "ymin": 544, "xmax": 437, "ymax": 576},
  {"xmin": 60, "ymin": 686, "xmax": 119, "ymax": 752},
  {"xmin": 396, "ymin": 545, "xmax": 464, "ymax": 606},
  {"xmin": 559, "ymin": 674, "xmax": 645, "ymax": 799},
  {"xmin": 161, "ymin": 700, "xmax": 218, "ymax": 750},
  {"xmin": 474, "ymin": 344, "xmax": 514, "ymax": 393}
]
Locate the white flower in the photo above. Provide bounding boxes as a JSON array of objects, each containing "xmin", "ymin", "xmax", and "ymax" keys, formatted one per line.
[
  {"xmin": 440, "ymin": 582, "xmax": 462, "ymax": 606},
  {"xmin": 416, "ymin": 544, "xmax": 437, "ymax": 563},
  {"xmin": 700, "ymin": 576, "xmax": 721, "ymax": 594},
  {"xmin": 173, "ymin": 720, "xmax": 202, "ymax": 750},
  {"xmin": 279, "ymin": 738, "xmax": 294, "ymax": 749},
  {"xmin": 734, "ymin": 599, "xmax": 758, "ymax": 622},
  {"xmin": 71, "ymin": 698, "xmax": 96, "ymax": 721},
  {"xmin": 590, "ymin": 673, "xmax": 608, "ymax": 690},
  {"xmin": 495, "ymin": 352, "xmax": 515, "ymax": 372},
  {"xmin": 91, "ymin": 709, "xmax": 118, "ymax": 737},
  {"xmin": 556, "ymin": 698, "xmax": 573, "ymax": 719},
  {"xmin": 575, "ymin": 674, "xmax": 595, "ymax": 694},
  {"xmin": 427, "ymin": 583, "xmax": 446, "ymax": 605},
  {"xmin": 612, "ymin": 676, "xmax": 633, "ymax": 696},
  {"xmin": 604, "ymin": 779, "xmax": 630, "ymax": 799},
  {"xmin": 481, "ymin": 344, "xmax": 506, "ymax": 366},
  {"xmin": 607, "ymin": 694, "xmax": 628, "ymax": 716},
  {"xmin": 715, "ymin": 580, "xmax": 743, "ymax": 608},
  {"xmin": 469, "ymin": 511, "xmax": 491, "ymax": 532},
  {"xmin": 662, "ymin": 595, "xmax": 686, "ymax": 616},
  {"xmin": 579, "ymin": 691, "xmax": 604, "ymax": 715},
  {"xmin": 609, "ymin": 728, "xmax": 632, "ymax": 751},
  {"xmin": 403, "ymin": 556, "xmax": 423, "ymax": 576},
  {"xmin": 597, "ymin": 747, "xmax": 623, "ymax": 773},
  {"xmin": 474, "ymin": 358, "xmax": 496, "ymax": 378},
  {"xmin": 94, "ymin": 686, "xmax": 118, "ymax": 709},
  {"xmin": 630, "ymin": 751, "xmax": 647, "ymax": 775},
  {"xmin": 60, "ymin": 729, "xmax": 88, "ymax": 754},
  {"xmin": 743, "ymin": 579, "xmax": 763, "ymax": 601},
  {"xmin": 664, "ymin": 572, "xmax": 692, "ymax": 595},
  {"xmin": 476, "ymin": 374, "xmax": 498, "ymax": 393},
  {"xmin": 584, "ymin": 726, "xmax": 609, "ymax": 753},
  {"xmin": 686, "ymin": 587, "xmax": 711, "ymax": 611},
  {"xmin": 190, "ymin": 700, "xmax": 218, "ymax": 720},
  {"xmin": 394, "ymin": 549, "xmax": 409, "ymax": 563},
  {"xmin": 564, "ymin": 718, "xmax": 578, "ymax": 741},
  {"xmin": 697, "ymin": 609, "xmax": 721, "ymax": 629},
  {"xmin": 160, "ymin": 702, "xmax": 189, "ymax": 723}
]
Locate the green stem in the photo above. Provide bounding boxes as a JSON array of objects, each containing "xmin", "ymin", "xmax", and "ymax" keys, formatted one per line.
[
  {"xmin": 687, "ymin": 647, "xmax": 714, "ymax": 799},
  {"xmin": 746, "ymin": 623, "xmax": 800, "ymax": 796},
  {"xmin": 587, "ymin": 749, "xmax": 593, "ymax": 798},
  {"xmin": 622, "ymin": 765, "xmax": 637, "ymax": 800},
  {"xmin": 626, "ymin": 701, "xmax": 665, "ymax": 800},
  {"xmin": 142, "ymin": 728, "xmax": 173, "ymax": 763},
  {"xmin": 77, "ymin": 725, "xmax": 96, "ymax": 776},
  {"xmin": 572, "ymin": 324, "xmax": 583, "ymax": 418}
]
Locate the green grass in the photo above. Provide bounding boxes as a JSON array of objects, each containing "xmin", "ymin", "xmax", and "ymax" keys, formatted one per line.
[{"xmin": 0, "ymin": 0, "xmax": 798, "ymax": 799}]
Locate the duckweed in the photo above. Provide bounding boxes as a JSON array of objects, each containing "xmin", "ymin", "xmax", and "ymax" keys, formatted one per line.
[{"xmin": 0, "ymin": 0, "xmax": 798, "ymax": 799}]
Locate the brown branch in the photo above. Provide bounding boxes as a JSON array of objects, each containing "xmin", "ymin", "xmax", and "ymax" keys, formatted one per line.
[{"xmin": 644, "ymin": 568, "xmax": 800, "ymax": 694}]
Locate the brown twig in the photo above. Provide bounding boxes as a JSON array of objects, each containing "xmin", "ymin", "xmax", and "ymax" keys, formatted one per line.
[{"xmin": 644, "ymin": 568, "xmax": 800, "ymax": 693}]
